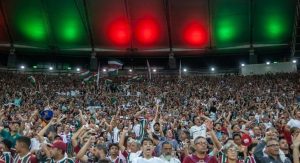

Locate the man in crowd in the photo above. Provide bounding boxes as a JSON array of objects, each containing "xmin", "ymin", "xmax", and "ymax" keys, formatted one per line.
[
  {"xmin": 0, "ymin": 139, "xmax": 13, "ymax": 163},
  {"xmin": 132, "ymin": 138, "xmax": 164, "ymax": 163},
  {"xmin": 182, "ymin": 136, "xmax": 218, "ymax": 163},
  {"xmin": 159, "ymin": 141, "xmax": 180, "ymax": 163},
  {"xmin": 254, "ymin": 131, "xmax": 292, "ymax": 163},
  {"xmin": 107, "ymin": 143, "xmax": 126, "ymax": 163},
  {"xmin": 48, "ymin": 140, "xmax": 74, "ymax": 163},
  {"xmin": 14, "ymin": 136, "xmax": 38, "ymax": 163}
]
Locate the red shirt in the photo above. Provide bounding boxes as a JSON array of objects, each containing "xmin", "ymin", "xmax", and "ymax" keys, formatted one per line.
[{"xmin": 183, "ymin": 154, "xmax": 218, "ymax": 163}]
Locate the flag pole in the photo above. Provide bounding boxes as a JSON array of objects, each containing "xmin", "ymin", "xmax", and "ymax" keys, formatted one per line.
[
  {"xmin": 147, "ymin": 59, "xmax": 151, "ymax": 81},
  {"xmin": 179, "ymin": 59, "xmax": 182, "ymax": 79},
  {"xmin": 97, "ymin": 61, "xmax": 100, "ymax": 89}
]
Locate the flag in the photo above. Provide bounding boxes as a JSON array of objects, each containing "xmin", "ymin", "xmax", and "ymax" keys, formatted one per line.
[
  {"xmin": 108, "ymin": 59, "xmax": 123, "ymax": 68},
  {"xmin": 179, "ymin": 59, "xmax": 182, "ymax": 79},
  {"xmin": 108, "ymin": 59, "xmax": 123, "ymax": 76},
  {"xmin": 83, "ymin": 73, "xmax": 97, "ymax": 83},
  {"xmin": 79, "ymin": 70, "xmax": 91, "ymax": 79},
  {"xmin": 108, "ymin": 68, "xmax": 118, "ymax": 77},
  {"xmin": 28, "ymin": 76, "xmax": 36, "ymax": 85},
  {"xmin": 105, "ymin": 79, "xmax": 113, "ymax": 85},
  {"xmin": 147, "ymin": 59, "xmax": 151, "ymax": 80},
  {"xmin": 128, "ymin": 75, "xmax": 142, "ymax": 83}
]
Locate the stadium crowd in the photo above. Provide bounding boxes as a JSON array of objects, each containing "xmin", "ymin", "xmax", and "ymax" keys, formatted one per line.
[{"xmin": 0, "ymin": 71, "xmax": 299, "ymax": 163}]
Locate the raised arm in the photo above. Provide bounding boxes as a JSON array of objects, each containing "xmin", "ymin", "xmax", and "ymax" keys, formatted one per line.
[
  {"xmin": 37, "ymin": 118, "xmax": 56, "ymax": 142},
  {"xmin": 253, "ymin": 131, "xmax": 274, "ymax": 163},
  {"xmin": 79, "ymin": 109, "xmax": 87, "ymax": 125},
  {"xmin": 119, "ymin": 127, "xmax": 129, "ymax": 152},
  {"xmin": 71, "ymin": 126, "xmax": 86, "ymax": 147},
  {"xmin": 206, "ymin": 121, "xmax": 222, "ymax": 150},
  {"xmin": 293, "ymin": 134, "xmax": 300, "ymax": 163},
  {"xmin": 134, "ymin": 106, "xmax": 145, "ymax": 118},
  {"xmin": 76, "ymin": 136, "xmax": 94, "ymax": 162},
  {"xmin": 153, "ymin": 105, "xmax": 160, "ymax": 123}
]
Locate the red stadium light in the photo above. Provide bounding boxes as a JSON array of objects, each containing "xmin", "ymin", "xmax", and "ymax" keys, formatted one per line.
[
  {"xmin": 135, "ymin": 19, "xmax": 159, "ymax": 45},
  {"xmin": 107, "ymin": 19, "xmax": 131, "ymax": 45},
  {"xmin": 183, "ymin": 23, "xmax": 208, "ymax": 46}
]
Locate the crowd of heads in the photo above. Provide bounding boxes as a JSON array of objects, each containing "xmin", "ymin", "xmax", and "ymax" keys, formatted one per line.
[{"xmin": 0, "ymin": 71, "xmax": 300, "ymax": 163}]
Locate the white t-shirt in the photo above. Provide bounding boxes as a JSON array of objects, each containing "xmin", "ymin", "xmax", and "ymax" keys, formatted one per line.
[
  {"xmin": 132, "ymin": 157, "xmax": 164, "ymax": 163},
  {"xmin": 159, "ymin": 156, "xmax": 181, "ymax": 163},
  {"xmin": 128, "ymin": 151, "xmax": 142, "ymax": 162},
  {"xmin": 189, "ymin": 124, "xmax": 207, "ymax": 139},
  {"xmin": 30, "ymin": 138, "xmax": 41, "ymax": 151},
  {"xmin": 287, "ymin": 119, "xmax": 300, "ymax": 128}
]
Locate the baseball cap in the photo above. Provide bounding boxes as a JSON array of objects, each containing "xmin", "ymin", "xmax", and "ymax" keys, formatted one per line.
[
  {"xmin": 50, "ymin": 140, "xmax": 66, "ymax": 152},
  {"xmin": 241, "ymin": 134, "xmax": 252, "ymax": 146}
]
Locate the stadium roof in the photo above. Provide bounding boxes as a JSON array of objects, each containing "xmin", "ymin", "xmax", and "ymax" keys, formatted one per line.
[{"xmin": 0, "ymin": 0, "xmax": 296, "ymax": 57}]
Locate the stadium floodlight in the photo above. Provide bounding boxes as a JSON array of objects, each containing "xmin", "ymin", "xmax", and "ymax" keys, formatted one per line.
[
  {"xmin": 67, "ymin": 67, "xmax": 71, "ymax": 70},
  {"xmin": 129, "ymin": 69, "xmax": 133, "ymax": 72},
  {"xmin": 293, "ymin": 60, "xmax": 297, "ymax": 63},
  {"xmin": 211, "ymin": 67, "xmax": 215, "ymax": 71},
  {"xmin": 183, "ymin": 68, "xmax": 187, "ymax": 72},
  {"xmin": 241, "ymin": 63, "xmax": 245, "ymax": 67},
  {"xmin": 76, "ymin": 68, "xmax": 80, "ymax": 72},
  {"xmin": 103, "ymin": 69, "xmax": 107, "ymax": 72},
  {"xmin": 49, "ymin": 67, "xmax": 53, "ymax": 70},
  {"xmin": 20, "ymin": 65, "xmax": 25, "ymax": 69},
  {"xmin": 153, "ymin": 69, "xmax": 157, "ymax": 72},
  {"xmin": 266, "ymin": 61, "xmax": 270, "ymax": 65}
]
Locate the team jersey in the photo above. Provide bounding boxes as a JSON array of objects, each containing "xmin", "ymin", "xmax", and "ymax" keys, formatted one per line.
[
  {"xmin": 0, "ymin": 152, "xmax": 14, "ymax": 163},
  {"xmin": 49, "ymin": 157, "xmax": 75, "ymax": 163},
  {"xmin": 13, "ymin": 153, "xmax": 38, "ymax": 163}
]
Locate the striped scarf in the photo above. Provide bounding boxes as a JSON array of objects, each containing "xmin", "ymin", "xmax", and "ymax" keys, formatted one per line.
[
  {"xmin": 66, "ymin": 133, "xmax": 73, "ymax": 157},
  {"xmin": 244, "ymin": 155, "xmax": 256, "ymax": 163},
  {"xmin": 218, "ymin": 152, "xmax": 227, "ymax": 163},
  {"xmin": 217, "ymin": 152, "xmax": 244, "ymax": 163},
  {"xmin": 137, "ymin": 119, "xmax": 146, "ymax": 143}
]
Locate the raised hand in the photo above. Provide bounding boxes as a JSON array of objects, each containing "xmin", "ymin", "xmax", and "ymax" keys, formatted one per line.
[{"xmin": 205, "ymin": 120, "xmax": 214, "ymax": 131}]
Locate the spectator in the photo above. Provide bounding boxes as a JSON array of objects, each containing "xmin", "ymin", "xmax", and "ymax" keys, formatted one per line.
[
  {"xmin": 0, "ymin": 139, "xmax": 13, "ymax": 163},
  {"xmin": 14, "ymin": 136, "xmax": 38, "ymax": 163},
  {"xmin": 48, "ymin": 140, "xmax": 74, "ymax": 163},
  {"xmin": 253, "ymin": 131, "xmax": 291, "ymax": 163},
  {"xmin": 159, "ymin": 141, "xmax": 180, "ymax": 163},
  {"xmin": 182, "ymin": 136, "xmax": 218, "ymax": 163},
  {"xmin": 132, "ymin": 138, "xmax": 164, "ymax": 163}
]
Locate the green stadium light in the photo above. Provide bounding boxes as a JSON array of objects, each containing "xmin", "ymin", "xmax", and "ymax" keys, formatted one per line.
[
  {"xmin": 18, "ymin": 13, "xmax": 47, "ymax": 41},
  {"xmin": 60, "ymin": 19, "xmax": 80, "ymax": 42},
  {"xmin": 266, "ymin": 17, "xmax": 284, "ymax": 39},
  {"xmin": 216, "ymin": 19, "xmax": 236, "ymax": 42},
  {"xmin": 67, "ymin": 67, "xmax": 72, "ymax": 70},
  {"xmin": 33, "ymin": 66, "xmax": 37, "ymax": 69}
]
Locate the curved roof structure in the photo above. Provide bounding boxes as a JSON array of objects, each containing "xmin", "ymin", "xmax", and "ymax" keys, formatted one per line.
[{"xmin": 0, "ymin": 0, "xmax": 296, "ymax": 57}]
